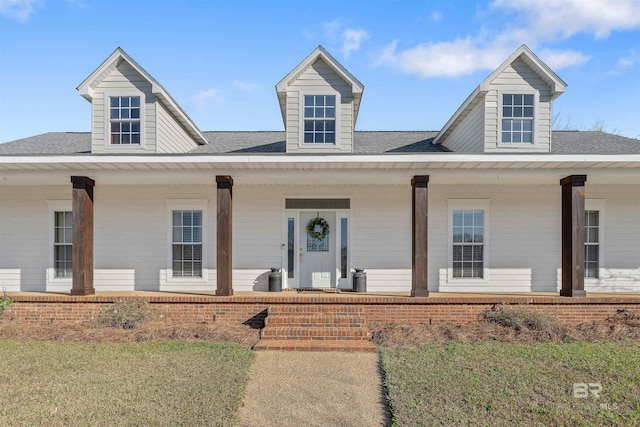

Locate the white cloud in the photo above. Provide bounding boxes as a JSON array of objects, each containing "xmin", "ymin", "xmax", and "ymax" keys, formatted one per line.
[
  {"xmin": 233, "ymin": 80, "xmax": 260, "ymax": 94},
  {"xmin": 342, "ymin": 28, "xmax": 368, "ymax": 58},
  {"xmin": 323, "ymin": 19, "xmax": 343, "ymax": 41},
  {"xmin": 192, "ymin": 89, "xmax": 222, "ymax": 109},
  {"xmin": 430, "ymin": 10, "xmax": 443, "ymax": 23},
  {"xmin": 609, "ymin": 50, "xmax": 639, "ymax": 74},
  {"xmin": 319, "ymin": 19, "xmax": 368, "ymax": 58},
  {"xmin": 538, "ymin": 48, "xmax": 591, "ymax": 69},
  {"xmin": 375, "ymin": 38, "xmax": 510, "ymax": 78},
  {"xmin": 376, "ymin": 0, "xmax": 639, "ymax": 79},
  {"xmin": 0, "ymin": 0, "xmax": 41, "ymax": 21},
  {"xmin": 492, "ymin": 0, "xmax": 640, "ymax": 39}
]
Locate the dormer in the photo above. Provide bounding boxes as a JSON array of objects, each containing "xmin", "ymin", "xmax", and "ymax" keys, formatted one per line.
[
  {"xmin": 276, "ymin": 46, "xmax": 364, "ymax": 153},
  {"xmin": 434, "ymin": 45, "xmax": 566, "ymax": 153},
  {"xmin": 77, "ymin": 47, "xmax": 207, "ymax": 154}
]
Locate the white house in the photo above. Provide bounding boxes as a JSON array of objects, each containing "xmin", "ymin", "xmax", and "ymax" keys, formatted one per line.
[{"xmin": 0, "ymin": 45, "xmax": 638, "ymax": 297}]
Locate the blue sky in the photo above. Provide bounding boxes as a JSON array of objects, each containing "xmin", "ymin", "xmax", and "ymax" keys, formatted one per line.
[{"xmin": 1, "ymin": 0, "xmax": 639, "ymax": 143}]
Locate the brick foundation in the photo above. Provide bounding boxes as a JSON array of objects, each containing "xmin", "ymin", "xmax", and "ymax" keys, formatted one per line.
[{"xmin": 3, "ymin": 294, "xmax": 640, "ymax": 327}]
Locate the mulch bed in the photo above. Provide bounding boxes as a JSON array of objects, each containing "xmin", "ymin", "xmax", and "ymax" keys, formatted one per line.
[
  {"xmin": 0, "ymin": 320, "xmax": 260, "ymax": 346},
  {"xmin": 371, "ymin": 310, "xmax": 640, "ymax": 348}
]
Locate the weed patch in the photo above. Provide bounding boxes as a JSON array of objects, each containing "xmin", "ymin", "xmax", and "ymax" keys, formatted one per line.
[
  {"xmin": 91, "ymin": 299, "xmax": 156, "ymax": 329},
  {"xmin": 0, "ymin": 289, "xmax": 11, "ymax": 316},
  {"xmin": 484, "ymin": 304, "xmax": 562, "ymax": 331}
]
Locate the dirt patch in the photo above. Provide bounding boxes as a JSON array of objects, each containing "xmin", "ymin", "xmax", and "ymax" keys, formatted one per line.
[
  {"xmin": 0, "ymin": 320, "xmax": 260, "ymax": 346},
  {"xmin": 238, "ymin": 352, "xmax": 388, "ymax": 427}
]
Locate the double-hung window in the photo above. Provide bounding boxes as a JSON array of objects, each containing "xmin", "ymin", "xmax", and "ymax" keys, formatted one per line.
[
  {"xmin": 502, "ymin": 94, "xmax": 533, "ymax": 143},
  {"xmin": 303, "ymin": 95, "xmax": 336, "ymax": 143},
  {"xmin": 172, "ymin": 210, "xmax": 203, "ymax": 278},
  {"xmin": 584, "ymin": 210, "xmax": 599, "ymax": 278},
  {"xmin": 110, "ymin": 96, "xmax": 141, "ymax": 145},
  {"xmin": 54, "ymin": 211, "xmax": 73, "ymax": 278},
  {"xmin": 452, "ymin": 210, "xmax": 485, "ymax": 278}
]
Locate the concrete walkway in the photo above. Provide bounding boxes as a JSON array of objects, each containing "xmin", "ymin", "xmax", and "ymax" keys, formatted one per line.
[{"xmin": 238, "ymin": 351, "xmax": 389, "ymax": 427}]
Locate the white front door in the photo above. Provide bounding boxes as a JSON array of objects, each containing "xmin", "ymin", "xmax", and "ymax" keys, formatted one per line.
[{"xmin": 299, "ymin": 211, "xmax": 336, "ymax": 288}]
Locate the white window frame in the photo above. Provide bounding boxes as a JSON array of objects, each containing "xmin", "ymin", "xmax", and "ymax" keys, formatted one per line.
[
  {"xmin": 497, "ymin": 91, "xmax": 538, "ymax": 148},
  {"xmin": 298, "ymin": 91, "xmax": 340, "ymax": 149},
  {"xmin": 46, "ymin": 200, "xmax": 72, "ymax": 290},
  {"xmin": 585, "ymin": 199, "xmax": 606, "ymax": 284},
  {"xmin": 103, "ymin": 89, "xmax": 146, "ymax": 151},
  {"xmin": 165, "ymin": 200, "xmax": 208, "ymax": 284},
  {"xmin": 447, "ymin": 199, "xmax": 491, "ymax": 284}
]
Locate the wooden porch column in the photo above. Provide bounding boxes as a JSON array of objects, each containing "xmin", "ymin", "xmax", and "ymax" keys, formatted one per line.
[
  {"xmin": 560, "ymin": 175, "xmax": 587, "ymax": 297},
  {"xmin": 70, "ymin": 176, "xmax": 95, "ymax": 296},
  {"xmin": 411, "ymin": 175, "xmax": 429, "ymax": 297},
  {"xmin": 216, "ymin": 176, "xmax": 233, "ymax": 296}
]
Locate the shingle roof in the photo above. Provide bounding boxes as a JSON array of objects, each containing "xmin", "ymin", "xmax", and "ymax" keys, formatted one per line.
[
  {"xmin": 193, "ymin": 131, "xmax": 445, "ymax": 153},
  {"xmin": 0, "ymin": 132, "xmax": 92, "ymax": 155},
  {"xmin": 1, "ymin": 130, "xmax": 638, "ymax": 155},
  {"xmin": 550, "ymin": 131, "xmax": 640, "ymax": 154}
]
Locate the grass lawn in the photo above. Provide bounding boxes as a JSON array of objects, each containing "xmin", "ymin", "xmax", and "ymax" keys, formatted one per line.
[
  {"xmin": 380, "ymin": 341, "xmax": 640, "ymax": 426},
  {"xmin": 0, "ymin": 340, "xmax": 254, "ymax": 426}
]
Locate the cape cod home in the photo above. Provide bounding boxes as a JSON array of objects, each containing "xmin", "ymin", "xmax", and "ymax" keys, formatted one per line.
[{"xmin": 0, "ymin": 45, "xmax": 638, "ymax": 298}]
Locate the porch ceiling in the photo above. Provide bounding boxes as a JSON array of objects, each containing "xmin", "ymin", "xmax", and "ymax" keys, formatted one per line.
[{"xmin": 1, "ymin": 154, "xmax": 639, "ymax": 186}]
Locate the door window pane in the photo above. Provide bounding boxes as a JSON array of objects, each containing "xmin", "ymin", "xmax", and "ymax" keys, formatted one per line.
[
  {"xmin": 340, "ymin": 218, "xmax": 348, "ymax": 279},
  {"xmin": 287, "ymin": 218, "xmax": 295, "ymax": 279}
]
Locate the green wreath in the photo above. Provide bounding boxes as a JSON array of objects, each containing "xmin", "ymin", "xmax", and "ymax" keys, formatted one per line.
[{"xmin": 306, "ymin": 217, "xmax": 330, "ymax": 240}]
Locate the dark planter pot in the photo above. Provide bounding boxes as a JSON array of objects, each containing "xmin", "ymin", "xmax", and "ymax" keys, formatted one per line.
[
  {"xmin": 268, "ymin": 268, "xmax": 282, "ymax": 292},
  {"xmin": 352, "ymin": 268, "xmax": 367, "ymax": 293}
]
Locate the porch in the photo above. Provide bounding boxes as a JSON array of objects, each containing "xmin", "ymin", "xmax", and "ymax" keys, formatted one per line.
[{"xmin": 6, "ymin": 290, "xmax": 640, "ymax": 327}]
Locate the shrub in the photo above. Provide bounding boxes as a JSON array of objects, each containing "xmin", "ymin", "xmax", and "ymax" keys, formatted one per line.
[
  {"xmin": 0, "ymin": 289, "xmax": 12, "ymax": 316},
  {"xmin": 483, "ymin": 304, "xmax": 561, "ymax": 331},
  {"xmin": 92, "ymin": 299, "xmax": 157, "ymax": 329}
]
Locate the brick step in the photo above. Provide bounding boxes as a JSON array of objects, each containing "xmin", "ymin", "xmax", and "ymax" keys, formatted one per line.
[
  {"xmin": 264, "ymin": 315, "xmax": 367, "ymax": 327},
  {"xmin": 253, "ymin": 339, "xmax": 377, "ymax": 352},
  {"xmin": 267, "ymin": 305, "xmax": 365, "ymax": 315},
  {"xmin": 261, "ymin": 326, "xmax": 372, "ymax": 340}
]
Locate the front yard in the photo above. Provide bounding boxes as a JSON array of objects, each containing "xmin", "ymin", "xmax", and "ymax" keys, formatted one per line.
[
  {"xmin": 0, "ymin": 340, "xmax": 254, "ymax": 426},
  {"xmin": 380, "ymin": 341, "xmax": 640, "ymax": 426}
]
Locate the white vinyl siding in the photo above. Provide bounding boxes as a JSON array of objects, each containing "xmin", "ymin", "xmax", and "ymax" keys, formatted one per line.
[
  {"xmin": 484, "ymin": 58, "xmax": 552, "ymax": 152},
  {"xmin": 156, "ymin": 100, "xmax": 200, "ymax": 153},
  {"xmin": 440, "ymin": 102, "xmax": 485, "ymax": 152},
  {"xmin": 286, "ymin": 58, "xmax": 353, "ymax": 153},
  {"xmin": 91, "ymin": 61, "xmax": 156, "ymax": 153},
  {"xmin": 0, "ymin": 183, "xmax": 637, "ymax": 294},
  {"xmin": 233, "ymin": 185, "xmax": 410, "ymax": 291}
]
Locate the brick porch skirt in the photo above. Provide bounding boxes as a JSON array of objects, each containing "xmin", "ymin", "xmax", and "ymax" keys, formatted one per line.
[{"xmin": 3, "ymin": 293, "xmax": 640, "ymax": 327}]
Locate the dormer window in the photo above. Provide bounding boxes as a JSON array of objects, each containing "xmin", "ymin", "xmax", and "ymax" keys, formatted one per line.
[
  {"xmin": 110, "ymin": 96, "xmax": 141, "ymax": 145},
  {"xmin": 304, "ymin": 95, "xmax": 335, "ymax": 143},
  {"xmin": 501, "ymin": 94, "xmax": 533, "ymax": 143}
]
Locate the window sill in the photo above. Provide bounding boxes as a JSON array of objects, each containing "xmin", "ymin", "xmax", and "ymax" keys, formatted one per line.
[
  {"xmin": 165, "ymin": 269, "xmax": 209, "ymax": 283},
  {"xmin": 299, "ymin": 143, "xmax": 338, "ymax": 148},
  {"xmin": 446, "ymin": 277, "xmax": 489, "ymax": 285}
]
